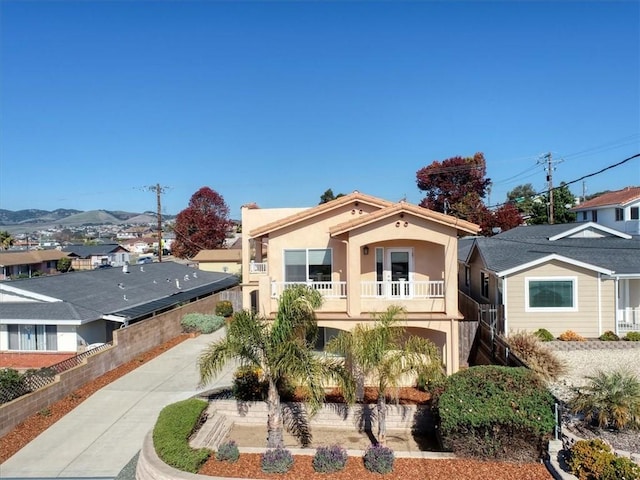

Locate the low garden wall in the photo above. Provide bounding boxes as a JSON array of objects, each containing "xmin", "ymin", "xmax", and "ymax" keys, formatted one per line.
[{"xmin": 0, "ymin": 289, "xmax": 238, "ymax": 437}]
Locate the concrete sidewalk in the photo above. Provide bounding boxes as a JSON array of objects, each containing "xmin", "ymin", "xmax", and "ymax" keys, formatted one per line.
[{"xmin": 0, "ymin": 329, "xmax": 236, "ymax": 479}]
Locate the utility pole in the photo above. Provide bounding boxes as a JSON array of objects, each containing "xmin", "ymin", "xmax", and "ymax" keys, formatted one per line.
[
  {"xmin": 537, "ymin": 153, "xmax": 563, "ymax": 224},
  {"xmin": 145, "ymin": 184, "xmax": 169, "ymax": 262}
]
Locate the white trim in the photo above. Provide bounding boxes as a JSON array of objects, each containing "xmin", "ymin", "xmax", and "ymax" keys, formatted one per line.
[
  {"xmin": 503, "ymin": 277, "xmax": 508, "ymax": 333},
  {"xmin": 597, "ymin": 273, "xmax": 602, "ymax": 336},
  {"xmin": 548, "ymin": 221, "xmax": 631, "ymax": 240},
  {"xmin": 0, "ymin": 284, "xmax": 62, "ymax": 303},
  {"xmin": 525, "ymin": 276, "xmax": 578, "ymax": 312},
  {"xmin": 497, "ymin": 253, "xmax": 613, "ymax": 277},
  {"xmin": 102, "ymin": 314, "xmax": 127, "ymax": 323},
  {"xmin": 0, "ymin": 318, "xmax": 82, "ymax": 326}
]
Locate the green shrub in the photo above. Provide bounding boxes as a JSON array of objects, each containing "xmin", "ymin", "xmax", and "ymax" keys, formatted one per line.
[
  {"xmin": 180, "ymin": 313, "xmax": 225, "ymax": 334},
  {"xmin": 568, "ymin": 439, "xmax": 615, "ymax": 480},
  {"xmin": 569, "ymin": 368, "xmax": 640, "ymax": 430},
  {"xmin": 215, "ymin": 300, "xmax": 234, "ymax": 317},
  {"xmin": 436, "ymin": 365, "xmax": 555, "ymax": 461},
  {"xmin": 608, "ymin": 456, "xmax": 640, "ymax": 480},
  {"xmin": 215, "ymin": 440, "xmax": 240, "ymax": 463},
  {"xmin": 534, "ymin": 328, "xmax": 555, "ymax": 342},
  {"xmin": 261, "ymin": 447, "xmax": 294, "ymax": 473},
  {"xmin": 232, "ymin": 366, "xmax": 267, "ymax": 401},
  {"xmin": 152, "ymin": 398, "xmax": 210, "ymax": 473},
  {"xmin": 624, "ymin": 332, "xmax": 640, "ymax": 342},
  {"xmin": 312, "ymin": 444, "xmax": 348, "ymax": 473},
  {"xmin": 506, "ymin": 331, "xmax": 568, "ymax": 382},
  {"xmin": 599, "ymin": 331, "xmax": 619, "ymax": 341},
  {"xmin": 363, "ymin": 444, "xmax": 394, "ymax": 474}
]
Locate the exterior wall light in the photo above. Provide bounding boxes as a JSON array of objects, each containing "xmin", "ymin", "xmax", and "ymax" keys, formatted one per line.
[{"xmin": 363, "ymin": 245, "xmax": 369, "ymax": 255}]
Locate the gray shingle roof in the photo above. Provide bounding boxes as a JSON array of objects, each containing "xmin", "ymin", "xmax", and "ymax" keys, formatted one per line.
[
  {"xmin": 1, "ymin": 262, "xmax": 238, "ymax": 323},
  {"xmin": 466, "ymin": 225, "xmax": 640, "ymax": 275},
  {"xmin": 62, "ymin": 244, "xmax": 128, "ymax": 258}
]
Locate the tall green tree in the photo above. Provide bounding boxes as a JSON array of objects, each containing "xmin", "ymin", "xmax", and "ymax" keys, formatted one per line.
[
  {"xmin": 326, "ymin": 305, "xmax": 443, "ymax": 444},
  {"xmin": 198, "ymin": 285, "xmax": 354, "ymax": 448},
  {"xmin": 56, "ymin": 256, "xmax": 73, "ymax": 273},
  {"xmin": 319, "ymin": 189, "xmax": 345, "ymax": 204},
  {"xmin": 529, "ymin": 182, "xmax": 577, "ymax": 225},
  {"xmin": 506, "ymin": 183, "xmax": 537, "ymax": 219},
  {"xmin": 0, "ymin": 230, "xmax": 14, "ymax": 250},
  {"xmin": 171, "ymin": 187, "xmax": 231, "ymax": 258}
]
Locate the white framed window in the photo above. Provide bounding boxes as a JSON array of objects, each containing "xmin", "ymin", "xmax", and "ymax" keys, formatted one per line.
[
  {"xmin": 284, "ymin": 248, "xmax": 332, "ymax": 282},
  {"xmin": 7, "ymin": 324, "xmax": 58, "ymax": 351},
  {"xmin": 615, "ymin": 208, "xmax": 624, "ymax": 221},
  {"xmin": 631, "ymin": 207, "xmax": 639, "ymax": 220},
  {"xmin": 525, "ymin": 277, "xmax": 577, "ymax": 312}
]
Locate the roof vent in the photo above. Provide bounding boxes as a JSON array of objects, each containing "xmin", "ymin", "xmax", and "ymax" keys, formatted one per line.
[
  {"xmin": 193, "ymin": 272, "xmax": 197, "ymax": 278},
  {"xmin": 122, "ymin": 264, "xmax": 129, "ymax": 274},
  {"xmin": 123, "ymin": 295, "xmax": 128, "ymax": 301},
  {"xmin": 184, "ymin": 275, "xmax": 189, "ymax": 281},
  {"xmin": 118, "ymin": 283, "xmax": 125, "ymax": 289},
  {"xmin": 140, "ymin": 266, "xmax": 144, "ymax": 272},
  {"xmin": 175, "ymin": 279, "xmax": 181, "ymax": 289}
]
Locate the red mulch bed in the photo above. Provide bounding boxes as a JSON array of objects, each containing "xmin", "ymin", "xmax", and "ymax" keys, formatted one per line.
[
  {"xmin": 199, "ymin": 454, "xmax": 553, "ymax": 479},
  {"xmin": 0, "ymin": 334, "xmax": 191, "ymax": 464}
]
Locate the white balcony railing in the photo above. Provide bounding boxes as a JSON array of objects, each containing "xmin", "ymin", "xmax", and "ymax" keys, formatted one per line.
[
  {"xmin": 271, "ymin": 281, "xmax": 347, "ymax": 298},
  {"xmin": 361, "ymin": 280, "xmax": 444, "ymax": 299},
  {"xmin": 269, "ymin": 280, "xmax": 444, "ymax": 300},
  {"xmin": 249, "ymin": 261, "xmax": 268, "ymax": 274},
  {"xmin": 618, "ymin": 307, "xmax": 640, "ymax": 333}
]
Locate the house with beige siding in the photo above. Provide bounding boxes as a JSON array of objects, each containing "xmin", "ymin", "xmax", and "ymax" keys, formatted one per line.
[
  {"xmin": 241, "ymin": 191, "xmax": 480, "ymax": 375},
  {"xmin": 458, "ymin": 222, "xmax": 640, "ymax": 339},
  {"xmin": 193, "ymin": 248, "xmax": 242, "ymax": 276}
]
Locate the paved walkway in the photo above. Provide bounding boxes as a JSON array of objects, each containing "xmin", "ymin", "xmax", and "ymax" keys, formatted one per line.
[{"xmin": 0, "ymin": 329, "xmax": 236, "ymax": 479}]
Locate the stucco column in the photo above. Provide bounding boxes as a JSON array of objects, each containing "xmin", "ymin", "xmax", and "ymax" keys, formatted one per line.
[{"xmin": 347, "ymin": 241, "xmax": 361, "ymax": 317}]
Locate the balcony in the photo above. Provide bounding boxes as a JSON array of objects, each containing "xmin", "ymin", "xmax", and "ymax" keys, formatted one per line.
[
  {"xmin": 249, "ymin": 261, "xmax": 268, "ymax": 274},
  {"xmin": 270, "ymin": 280, "xmax": 444, "ymax": 300}
]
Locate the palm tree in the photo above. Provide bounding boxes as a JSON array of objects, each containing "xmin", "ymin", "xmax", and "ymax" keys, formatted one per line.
[
  {"xmin": 198, "ymin": 285, "xmax": 354, "ymax": 448},
  {"xmin": 0, "ymin": 230, "xmax": 14, "ymax": 250},
  {"xmin": 326, "ymin": 305, "xmax": 443, "ymax": 444},
  {"xmin": 570, "ymin": 368, "xmax": 640, "ymax": 430}
]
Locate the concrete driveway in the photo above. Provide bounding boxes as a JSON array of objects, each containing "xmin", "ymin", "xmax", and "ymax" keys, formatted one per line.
[{"xmin": 0, "ymin": 329, "xmax": 236, "ymax": 479}]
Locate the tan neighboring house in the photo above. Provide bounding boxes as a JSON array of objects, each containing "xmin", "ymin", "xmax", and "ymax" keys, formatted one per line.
[
  {"xmin": 0, "ymin": 250, "xmax": 69, "ymax": 280},
  {"xmin": 241, "ymin": 191, "xmax": 480, "ymax": 375},
  {"xmin": 458, "ymin": 222, "xmax": 640, "ymax": 339},
  {"xmin": 193, "ymin": 248, "xmax": 242, "ymax": 276}
]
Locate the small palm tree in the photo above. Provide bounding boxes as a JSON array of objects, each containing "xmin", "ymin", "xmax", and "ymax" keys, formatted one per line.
[
  {"xmin": 569, "ymin": 368, "xmax": 640, "ymax": 430},
  {"xmin": 0, "ymin": 230, "xmax": 14, "ymax": 250},
  {"xmin": 198, "ymin": 285, "xmax": 354, "ymax": 448},
  {"xmin": 326, "ymin": 305, "xmax": 443, "ymax": 444}
]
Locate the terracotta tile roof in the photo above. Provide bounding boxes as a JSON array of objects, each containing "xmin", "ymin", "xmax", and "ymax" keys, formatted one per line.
[
  {"xmin": 0, "ymin": 250, "xmax": 68, "ymax": 267},
  {"xmin": 573, "ymin": 186, "xmax": 640, "ymax": 210},
  {"xmin": 248, "ymin": 191, "xmax": 393, "ymax": 237},
  {"xmin": 329, "ymin": 201, "xmax": 481, "ymax": 236},
  {"xmin": 192, "ymin": 249, "xmax": 242, "ymax": 262}
]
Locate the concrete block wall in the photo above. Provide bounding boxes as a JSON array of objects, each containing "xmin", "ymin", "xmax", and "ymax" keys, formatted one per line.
[{"xmin": 0, "ymin": 289, "xmax": 238, "ymax": 438}]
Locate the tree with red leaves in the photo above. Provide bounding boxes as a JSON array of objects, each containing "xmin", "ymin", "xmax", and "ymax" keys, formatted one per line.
[
  {"xmin": 170, "ymin": 187, "xmax": 232, "ymax": 259},
  {"xmin": 484, "ymin": 202, "xmax": 523, "ymax": 235},
  {"xmin": 416, "ymin": 153, "xmax": 492, "ymax": 226}
]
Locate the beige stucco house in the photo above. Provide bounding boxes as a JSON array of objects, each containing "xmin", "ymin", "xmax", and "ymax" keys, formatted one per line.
[
  {"xmin": 193, "ymin": 248, "xmax": 242, "ymax": 276},
  {"xmin": 241, "ymin": 191, "xmax": 480, "ymax": 374},
  {"xmin": 458, "ymin": 222, "xmax": 640, "ymax": 339}
]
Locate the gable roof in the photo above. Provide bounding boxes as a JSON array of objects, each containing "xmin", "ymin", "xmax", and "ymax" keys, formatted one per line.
[
  {"xmin": 329, "ymin": 201, "xmax": 480, "ymax": 236},
  {"xmin": 465, "ymin": 224, "xmax": 640, "ymax": 276},
  {"xmin": 0, "ymin": 262, "xmax": 238, "ymax": 324},
  {"xmin": 62, "ymin": 244, "xmax": 129, "ymax": 258},
  {"xmin": 249, "ymin": 191, "xmax": 480, "ymax": 238},
  {"xmin": 572, "ymin": 186, "xmax": 640, "ymax": 211},
  {"xmin": 249, "ymin": 191, "xmax": 393, "ymax": 237},
  {"xmin": 0, "ymin": 249, "xmax": 68, "ymax": 267}
]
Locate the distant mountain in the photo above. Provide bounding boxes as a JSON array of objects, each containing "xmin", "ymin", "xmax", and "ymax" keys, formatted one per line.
[{"xmin": 0, "ymin": 208, "xmax": 170, "ymax": 228}]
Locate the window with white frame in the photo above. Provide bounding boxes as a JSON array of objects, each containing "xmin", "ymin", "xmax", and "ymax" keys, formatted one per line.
[
  {"xmin": 526, "ymin": 277, "xmax": 577, "ymax": 311},
  {"xmin": 284, "ymin": 249, "xmax": 332, "ymax": 282},
  {"xmin": 631, "ymin": 207, "xmax": 639, "ymax": 220},
  {"xmin": 615, "ymin": 208, "xmax": 624, "ymax": 221},
  {"xmin": 480, "ymin": 271, "xmax": 490, "ymax": 298},
  {"xmin": 7, "ymin": 324, "xmax": 58, "ymax": 351}
]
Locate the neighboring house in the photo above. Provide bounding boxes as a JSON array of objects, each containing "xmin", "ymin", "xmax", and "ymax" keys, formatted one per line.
[
  {"xmin": 121, "ymin": 237, "xmax": 156, "ymax": 254},
  {"xmin": 458, "ymin": 222, "xmax": 640, "ymax": 339},
  {"xmin": 0, "ymin": 262, "xmax": 239, "ymax": 353},
  {"xmin": 571, "ymin": 186, "xmax": 640, "ymax": 236},
  {"xmin": 62, "ymin": 244, "xmax": 130, "ymax": 270},
  {"xmin": 241, "ymin": 191, "xmax": 480, "ymax": 374},
  {"xmin": 193, "ymin": 248, "xmax": 242, "ymax": 276},
  {"xmin": 0, "ymin": 250, "xmax": 69, "ymax": 280}
]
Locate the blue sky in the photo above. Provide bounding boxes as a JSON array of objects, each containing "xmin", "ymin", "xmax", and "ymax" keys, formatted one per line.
[{"xmin": 1, "ymin": 1, "xmax": 638, "ymax": 219}]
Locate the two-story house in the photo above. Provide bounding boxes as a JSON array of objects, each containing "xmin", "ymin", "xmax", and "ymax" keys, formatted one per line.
[
  {"xmin": 572, "ymin": 186, "xmax": 640, "ymax": 237},
  {"xmin": 241, "ymin": 191, "xmax": 480, "ymax": 374}
]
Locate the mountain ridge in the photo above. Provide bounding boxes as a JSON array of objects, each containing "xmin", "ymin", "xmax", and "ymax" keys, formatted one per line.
[{"xmin": 0, "ymin": 208, "xmax": 169, "ymax": 227}]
